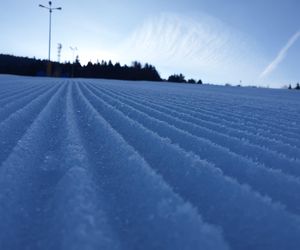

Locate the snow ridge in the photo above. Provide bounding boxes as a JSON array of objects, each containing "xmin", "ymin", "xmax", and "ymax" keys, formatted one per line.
[{"xmin": 0, "ymin": 76, "xmax": 300, "ymax": 250}]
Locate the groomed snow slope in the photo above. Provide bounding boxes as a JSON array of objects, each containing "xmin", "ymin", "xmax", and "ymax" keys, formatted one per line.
[{"xmin": 0, "ymin": 75, "xmax": 300, "ymax": 250}]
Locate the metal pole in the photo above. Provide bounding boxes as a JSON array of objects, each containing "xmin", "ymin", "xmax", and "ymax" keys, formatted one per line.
[
  {"xmin": 48, "ymin": 9, "xmax": 52, "ymax": 61},
  {"xmin": 39, "ymin": 1, "xmax": 61, "ymax": 62}
]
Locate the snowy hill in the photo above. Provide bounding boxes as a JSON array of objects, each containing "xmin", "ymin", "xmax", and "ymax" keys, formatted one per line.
[{"xmin": 0, "ymin": 75, "xmax": 299, "ymax": 250}]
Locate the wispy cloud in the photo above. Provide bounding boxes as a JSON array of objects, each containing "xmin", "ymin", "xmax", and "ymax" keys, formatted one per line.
[
  {"xmin": 259, "ymin": 31, "xmax": 300, "ymax": 79},
  {"xmin": 117, "ymin": 13, "xmax": 262, "ymax": 83}
]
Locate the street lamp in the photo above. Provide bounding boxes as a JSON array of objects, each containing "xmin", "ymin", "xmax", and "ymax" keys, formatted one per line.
[{"xmin": 39, "ymin": 1, "xmax": 62, "ymax": 61}]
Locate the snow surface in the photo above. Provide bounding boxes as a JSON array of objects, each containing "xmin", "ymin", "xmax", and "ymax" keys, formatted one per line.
[{"xmin": 0, "ymin": 75, "xmax": 300, "ymax": 250}]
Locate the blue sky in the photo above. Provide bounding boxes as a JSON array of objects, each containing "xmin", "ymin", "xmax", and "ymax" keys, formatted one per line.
[{"xmin": 0, "ymin": 0, "xmax": 299, "ymax": 87}]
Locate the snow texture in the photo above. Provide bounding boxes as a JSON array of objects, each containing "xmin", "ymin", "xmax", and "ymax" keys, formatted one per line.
[{"xmin": 0, "ymin": 75, "xmax": 300, "ymax": 250}]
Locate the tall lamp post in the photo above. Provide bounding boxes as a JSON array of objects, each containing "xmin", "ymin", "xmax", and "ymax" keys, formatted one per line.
[{"xmin": 39, "ymin": 1, "xmax": 62, "ymax": 75}]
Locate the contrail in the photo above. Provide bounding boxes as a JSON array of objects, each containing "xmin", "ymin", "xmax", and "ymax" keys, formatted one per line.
[{"xmin": 260, "ymin": 31, "xmax": 300, "ymax": 79}]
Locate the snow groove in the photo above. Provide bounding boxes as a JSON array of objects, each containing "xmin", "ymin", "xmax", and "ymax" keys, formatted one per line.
[
  {"xmin": 74, "ymin": 82, "xmax": 229, "ymax": 250},
  {"xmin": 78, "ymin": 82, "xmax": 300, "ymax": 250},
  {"xmin": 104, "ymin": 86, "xmax": 300, "ymax": 160},
  {"xmin": 0, "ymin": 76, "xmax": 299, "ymax": 250},
  {"xmin": 0, "ymin": 84, "xmax": 60, "ymax": 165},
  {"xmin": 48, "ymin": 82, "xmax": 121, "ymax": 250},
  {"xmin": 128, "ymin": 87, "xmax": 300, "ymax": 136},
  {"xmin": 0, "ymin": 84, "xmax": 50, "ymax": 122},
  {"xmin": 108, "ymin": 85, "xmax": 300, "ymax": 148},
  {"xmin": 0, "ymin": 83, "xmax": 66, "ymax": 250},
  {"xmin": 0, "ymin": 84, "xmax": 47, "ymax": 107},
  {"xmin": 82, "ymin": 82, "xmax": 300, "ymax": 215},
  {"xmin": 90, "ymin": 84, "xmax": 300, "ymax": 175}
]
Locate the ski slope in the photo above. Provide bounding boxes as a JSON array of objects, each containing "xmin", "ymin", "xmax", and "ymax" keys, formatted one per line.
[{"xmin": 0, "ymin": 75, "xmax": 300, "ymax": 250}]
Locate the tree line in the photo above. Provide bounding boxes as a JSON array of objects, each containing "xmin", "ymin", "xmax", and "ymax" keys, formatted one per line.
[
  {"xmin": 167, "ymin": 73, "xmax": 202, "ymax": 84},
  {"xmin": 0, "ymin": 54, "xmax": 160, "ymax": 81},
  {"xmin": 0, "ymin": 54, "xmax": 202, "ymax": 84},
  {"xmin": 288, "ymin": 83, "xmax": 300, "ymax": 90}
]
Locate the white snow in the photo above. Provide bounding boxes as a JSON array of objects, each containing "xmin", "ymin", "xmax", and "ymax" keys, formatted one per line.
[{"xmin": 0, "ymin": 75, "xmax": 300, "ymax": 250}]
